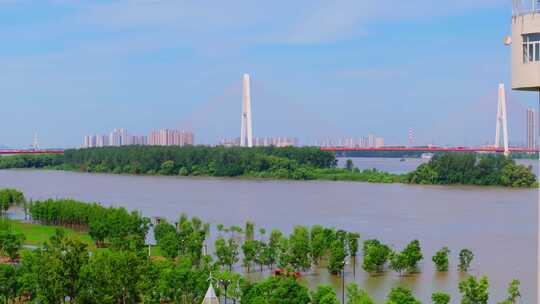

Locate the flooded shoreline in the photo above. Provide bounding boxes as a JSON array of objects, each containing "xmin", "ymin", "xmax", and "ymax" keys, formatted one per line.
[{"xmin": 0, "ymin": 162, "xmax": 535, "ymax": 302}]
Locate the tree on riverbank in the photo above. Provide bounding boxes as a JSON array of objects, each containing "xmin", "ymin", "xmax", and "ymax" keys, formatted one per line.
[
  {"xmin": 458, "ymin": 249, "xmax": 474, "ymax": 272},
  {"xmin": 241, "ymin": 276, "xmax": 311, "ymax": 304},
  {"xmin": 362, "ymin": 239, "xmax": 391, "ymax": 274},
  {"xmin": 312, "ymin": 285, "xmax": 339, "ymax": 304},
  {"xmin": 0, "ymin": 154, "xmax": 63, "ymax": 170},
  {"xmin": 29, "ymin": 198, "xmax": 150, "ymax": 249},
  {"xmin": 497, "ymin": 279, "xmax": 521, "ymax": 304},
  {"xmin": 327, "ymin": 239, "xmax": 346, "ymax": 275},
  {"xmin": 432, "ymin": 292, "xmax": 451, "ymax": 304},
  {"xmin": 0, "ymin": 189, "xmax": 24, "ymax": 216},
  {"xmin": 459, "ymin": 276, "xmax": 489, "ymax": 304},
  {"xmin": 215, "ymin": 237, "xmax": 239, "ymax": 271},
  {"xmin": 288, "ymin": 226, "xmax": 312, "ymax": 271},
  {"xmin": 0, "ymin": 220, "xmax": 24, "ymax": 261},
  {"xmin": 61, "ymin": 146, "xmax": 336, "ymax": 180},
  {"xmin": 346, "ymin": 283, "xmax": 375, "ymax": 304},
  {"xmin": 432, "ymin": 247, "xmax": 450, "ymax": 272},
  {"xmin": 386, "ymin": 287, "xmax": 421, "ymax": 304},
  {"xmin": 407, "ymin": 154, "xmax": 536, "ymax": 187}
]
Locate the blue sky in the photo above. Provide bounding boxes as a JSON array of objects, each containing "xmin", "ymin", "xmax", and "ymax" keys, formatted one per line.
[{"xmin": 0, "ymin": 0, "xmax": 536, "ymax": 148}]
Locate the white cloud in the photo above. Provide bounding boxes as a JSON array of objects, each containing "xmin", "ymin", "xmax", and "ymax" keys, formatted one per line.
[{"xmin": 284, "ymin": 0, "xmax": 507, "ymax": 44}]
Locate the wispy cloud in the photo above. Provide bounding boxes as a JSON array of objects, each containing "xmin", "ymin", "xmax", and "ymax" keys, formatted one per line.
[{"xmin": 284, "ymin": 0, "xmax": 507, "ymax": 44}]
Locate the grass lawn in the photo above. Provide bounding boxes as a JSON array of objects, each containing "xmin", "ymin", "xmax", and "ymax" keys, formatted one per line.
[
  {"xmin": 7, "ymin": 220, "xmax": 95, "ymax": 249},
  {"xmin": 4, "ymin": 219, "xmax": 163, "ymax": 256}
]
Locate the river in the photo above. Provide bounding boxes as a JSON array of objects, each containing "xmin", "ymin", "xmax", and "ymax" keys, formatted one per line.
[{"xmin": 0, "ymin": 158, "xmax": 536, "ymax": 303}]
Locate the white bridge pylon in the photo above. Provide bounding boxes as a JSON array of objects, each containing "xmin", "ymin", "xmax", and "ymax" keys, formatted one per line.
[{"xmin": 495, "ymin": 83, "xmax": 510, "ymax": 156}]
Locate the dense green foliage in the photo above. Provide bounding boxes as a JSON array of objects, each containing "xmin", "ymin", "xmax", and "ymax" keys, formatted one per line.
[
  {"xmin": 241, "ymin": 276, "xmax": 311, "ymax": 304},
  {"xmin": 386, "ymin": 287, "xmax": 421, "ymax": 304},
  {"xmin": 0, "ymin": 220, "xmax": 25, "ymax": 261},
  {"xmin": 362, "ymin": 239, "xmax": 391, "ymax": 274},
  {"xmin": 432, "ymin": 292, "xmax": 451, "ymax": 304},
  {"xmin": 459, "ymin": 276, "xmax": 489, "ymax": 304},
  {"xmin": 312, "ymin": 285, "xmax": 339, "ymax": 304},
  {"xmin": 458, "ymin": 249, "xmax": 474, "ymax": 272},
  {"xmin": 153, "ymin": 216, "xmax": 208, "ymax": 264},
  {"xmin": 432, "ymin": 247, "xmax": 450, "ymax": 272},
  {"xmin": 62, "ymin": 146, "xmax": 336, "ymax": 180},
  {"xmin": 347, "ymin": 283, "xmax": 375, "ymax": 304},
  {"xmin": 389, "ymin": 240, "xmax": 423, "ymax": 275},
  {"xmin": 407, "ymin": 154, "xmax": 536, "ymax": 187},
  {"xmin": 2, "ymin": 229, "xmax": 213, "ymax": 304},
  {"xmin": 315, "ymin": 168, "xmax": 404, "ymax": 183},
  {"xmin": 327, "ymin": 239, "xmax": 346, "ymax": 275},
  {"xmin": 497, "ymin": 280, "xmax": 521, "ymax": 304},
  {"xmin": 29, "ymin": 198, "xmax": 150, "ymax": 248},
  {"xmin": 0, "ymin": 154, "xmax": 64, "ymax": 169}
]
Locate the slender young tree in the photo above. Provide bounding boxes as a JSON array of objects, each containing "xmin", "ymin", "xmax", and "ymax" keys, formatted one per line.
[{"xmin": 458, "ymin": 249, "xmax": 474, "ymax": 272}]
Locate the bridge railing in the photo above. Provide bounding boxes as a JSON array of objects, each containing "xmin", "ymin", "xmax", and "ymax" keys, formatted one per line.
[{"xmin": 513, "ymin": 0, "xmax": 540, "ymax": 16}]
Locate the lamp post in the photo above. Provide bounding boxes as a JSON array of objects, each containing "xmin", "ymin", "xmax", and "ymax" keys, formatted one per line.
[
  {"xmin": 341, "ymin": 268, "xmax": 345, "ymax": 304},
  {"xmin": 220, "ymin": 279, "xmax": 231, "ymax": 304},
  {"xmin": 341, "ymin": 259, "xmax": 349, "ymax": 304}
]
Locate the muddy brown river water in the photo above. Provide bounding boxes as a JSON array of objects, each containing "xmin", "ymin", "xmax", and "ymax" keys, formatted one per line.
[{"xmin": 0, "ymin": 158, "xmax": 536, "ymax": 302}]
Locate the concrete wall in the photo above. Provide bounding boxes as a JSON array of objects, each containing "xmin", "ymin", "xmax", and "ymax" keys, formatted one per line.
[{"xmin": 512, "ymin": 13, "xmax": 540, "ymax": 91}]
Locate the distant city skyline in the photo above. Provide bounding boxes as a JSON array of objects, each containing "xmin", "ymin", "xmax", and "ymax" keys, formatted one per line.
[
  {"xmin": 0, "ymin": 1, "xmax": 538, "ymax": 149},
  {"xmin": 83, "ymin": 128, "xmax": 193, "ymax": 148},
  {"xmin": 220, "ymin": 136, "xmax": 298, "ymax": 148}
]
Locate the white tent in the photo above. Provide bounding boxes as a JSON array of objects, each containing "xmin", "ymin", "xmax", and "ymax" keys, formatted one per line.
[{"xmin": 202, "ymin": 283, "xmax": 219, "ymax": 304}]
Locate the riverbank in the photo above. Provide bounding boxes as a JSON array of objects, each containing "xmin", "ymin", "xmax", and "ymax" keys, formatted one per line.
[
  {"xmin": 0, "ymin": 149, "xmax": 537, "ymax": 188},
  {"xmin": 0, "ymin": 169, "xmax": 534, "ymax": 302}
]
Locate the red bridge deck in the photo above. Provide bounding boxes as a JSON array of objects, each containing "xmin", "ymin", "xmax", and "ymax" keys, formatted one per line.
[
  {"xmin": 0, "ymin": 149, "xmax": 64, "ymax": 155},
  {"xmin": 320, "ymin": 146, "xmax": 538, "ymax": 153}
]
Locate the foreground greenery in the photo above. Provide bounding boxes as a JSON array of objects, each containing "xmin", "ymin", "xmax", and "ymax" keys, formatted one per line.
[
  {"xmin": 0, "ymin": 190, "xmax": 524, "ymax": 303},
  {"xmin": 0, "ymin": 148, "xmax": 536, "ymax": 187}
]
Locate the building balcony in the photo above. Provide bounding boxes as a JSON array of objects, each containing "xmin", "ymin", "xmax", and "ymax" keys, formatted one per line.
[{"xmin": 513, "ymin": 0, "xmax": 540, "ymax": 16}]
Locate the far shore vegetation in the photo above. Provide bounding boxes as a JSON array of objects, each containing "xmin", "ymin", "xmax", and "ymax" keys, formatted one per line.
[{"xmin": 0, "ymin": 146, "xmax": 536, "ymax": 187}]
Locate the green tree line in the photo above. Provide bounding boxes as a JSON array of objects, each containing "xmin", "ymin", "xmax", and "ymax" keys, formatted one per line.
[
  {"xmin": 407, "ymin": 154, "xmax": 537, "ymax": 187},
  {"xmin": 29, "ymin": 199, "xmax": 150, "ymax": 249},
  {"xmin": 62, "ymin": 146, "xmax": 336, "ymax": 179},
  {"xmin": 0, "ymin": 149, "xmax": 536, "ymax": 187},
  {"xmin": 0, "ymin": 154, "xmax": 63, "ymax": 169}
]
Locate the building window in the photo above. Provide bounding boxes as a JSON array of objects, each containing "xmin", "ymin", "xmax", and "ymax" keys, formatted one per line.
[{"xmin": 523, "ymin": 33, "xmax": 540, "ymax": 63}]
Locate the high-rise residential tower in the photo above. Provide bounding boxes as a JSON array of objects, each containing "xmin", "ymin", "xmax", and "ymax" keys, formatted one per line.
[
  {"xmin": 527, "ymin": 108, "xmax": 536, "ymax": 149},
  {"xmin": 240, "ymin": 73, "xmax": 253, "ymax": 147}
]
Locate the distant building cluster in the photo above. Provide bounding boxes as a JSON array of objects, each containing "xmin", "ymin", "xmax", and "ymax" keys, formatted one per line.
[
  {"xmin": 316, "ymin": 134, "xmax": 385, "ymax": 148},
  {"xmin": 219, "ymin": 137, "xmax": 298, "ymax": 148},
  {"xmin": 149, "ymin": 129, "xmax": 194, "ymax": 146},
  {"xmin": 83, "ymin": 128, "xmax": 193, "ymax": 148}
]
